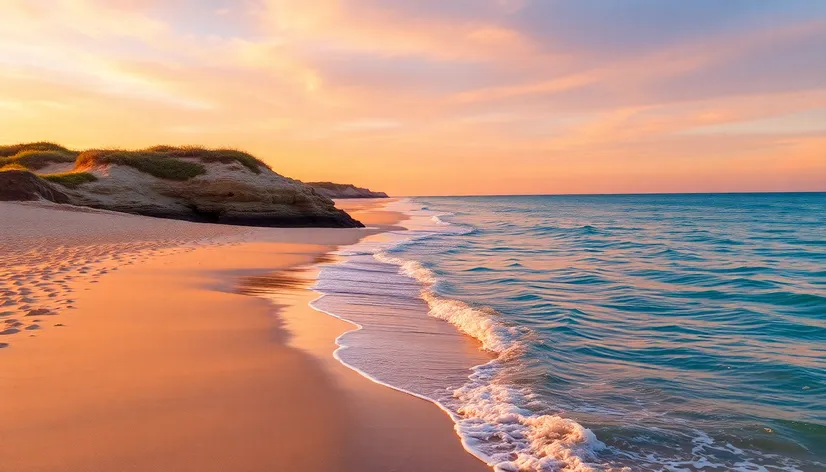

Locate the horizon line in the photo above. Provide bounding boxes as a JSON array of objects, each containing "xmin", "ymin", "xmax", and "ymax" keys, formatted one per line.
[{"xmin": 395, "ymin": 190, "xmax": 826, "ymax": 198}]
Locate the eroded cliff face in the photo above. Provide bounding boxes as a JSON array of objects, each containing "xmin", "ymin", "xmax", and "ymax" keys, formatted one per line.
[
  {"xmin": 2, "ymin": 161, "xmax": 363, "ymax": 228},
  {"xmin": 0, "ymin": 170, "xmax": 70, "ymax": 204},
  {"xmin": 67, "ymin": 161, "xmax": 363, "ymax": 227},
  {"xmin": 307, "ymin": 182, "xmax": 389, "ymax": 199}
]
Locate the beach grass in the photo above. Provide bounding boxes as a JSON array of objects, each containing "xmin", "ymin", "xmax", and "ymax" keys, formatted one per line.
[
  {"xmin": 0, "ymin": 149, "xmax": 78, "ymax": 171},
  {"xmin": 144, "ymin": 145, "xmax": 268, "ymax": 174},
  {"xmin": 76, "ymin": 150, "xmax": 208, "ymax": 181},
  {"xmin": 42, "ymin": 172, "xmax": 99, "ymax": 189},
  {"xmin": 1, "ymin": 143, "xmax": 270, "ymax": 180},
  {"xmin": 0, "ymin": 142, "xmax": 76, "ymax": 158}
]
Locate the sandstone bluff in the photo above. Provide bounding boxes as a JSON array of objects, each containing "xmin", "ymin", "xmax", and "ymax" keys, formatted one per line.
[
  {"xmin": 306, "ymin": 182, "xmax": 389, "ymax": 199},
  {"xmin": 0, "ymin": 143, "xmax": 369, "ymax": 228}
]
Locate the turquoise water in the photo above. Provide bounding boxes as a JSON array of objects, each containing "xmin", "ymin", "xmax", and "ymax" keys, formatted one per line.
[{"xmin": 314, "ymin": 194, "xmax": 826, "ymax": 471}]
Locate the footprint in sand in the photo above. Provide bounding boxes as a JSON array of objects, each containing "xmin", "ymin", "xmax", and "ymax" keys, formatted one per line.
[
  {"xmin": 26, "ymin": 308, "xmax": 56, "ymax": 317},
  {"xmin": 0, "ymin": 343, "xmax": 8, "ymax": 349},
  {"xmin": 0, "ymin": 328, "xmax": 21, "ymax": 335}
]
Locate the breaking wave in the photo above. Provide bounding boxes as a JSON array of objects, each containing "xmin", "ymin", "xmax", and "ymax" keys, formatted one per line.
[{"xmin": 373, "ymin": 250, "xmax": 608, "ymax": 471}]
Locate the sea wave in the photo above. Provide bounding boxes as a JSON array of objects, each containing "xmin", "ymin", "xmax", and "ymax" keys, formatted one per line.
[{"xmin": 372, "ymin": 218, "xmax": 612, "ymax": 472}]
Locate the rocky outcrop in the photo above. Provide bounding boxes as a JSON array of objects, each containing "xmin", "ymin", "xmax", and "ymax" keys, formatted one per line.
[
  {"xmin": 307, "ymin": 182, "xmax": 389, "ymax": 199},
  {"xmin": 0, "ymin": 145, "xmax": 364, "ymax": 228},
  {"xmin": 0, "ymin": 170, "xmax": 70, "ymax": 203},
  {"xmin": 70, "ymin": 163, "xmax": 362, "ymax": 228}
]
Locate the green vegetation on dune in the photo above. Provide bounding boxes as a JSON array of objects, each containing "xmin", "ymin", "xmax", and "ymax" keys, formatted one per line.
[
  {"xmin": 144, "ymin": 145, "xmax": 268, "ymax": 174},
  {"xmin": 77, "ymin": 150, "xmax": 207, "ymax": 181},
  {"xmin": 73, "ymin": 149, "xmax": 117, "ymax": 168},
  {"xmin": 0, "ymin": 142, "xmax": 75, "ymax": 158},
  {"xmin": 0, "ymin": 150, "xmax": 77, "ymax": 170},
  {"xmin": 1, "ymin": 143, "xmax": 270, "ymax": 181},
  {"xmin": 0, "ymin": 142, "xmax": 78, "ymax": 171},
  {"xmin": 42, "ymin": 172, "xmax": 98, "ymax": 189},
  {"xmin": 142, "ymin": 145, "xmax": 178, "ymax": 153},
  {"xmin": 113, "ymin": 154, "xmax": 207, "ymax": 181},
  {"xmin": 195, "ymin": 149, "xmax": 267, "ymax": 174}
]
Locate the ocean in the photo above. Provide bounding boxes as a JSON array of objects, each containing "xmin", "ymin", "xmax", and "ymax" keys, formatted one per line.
[{"xmin": 312, "ymin": 194, "xmax": 826, "ymax": 472}]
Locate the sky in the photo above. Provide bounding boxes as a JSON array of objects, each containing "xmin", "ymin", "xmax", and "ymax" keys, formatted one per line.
[{"xmin": 1, "ymin": 0, "xmax": 825, "ymax": 196}]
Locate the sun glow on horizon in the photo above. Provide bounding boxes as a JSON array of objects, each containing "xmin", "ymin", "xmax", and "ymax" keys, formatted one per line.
[{"xmin": 1, "ymin": 0, "xmax": 825, "ymax": 196}]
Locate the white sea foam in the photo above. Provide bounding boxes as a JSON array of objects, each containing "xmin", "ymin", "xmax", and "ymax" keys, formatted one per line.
[
  {"xmin": 431, "ymin": 214, "xmax": 452, "ymax": 225},
  {"xmin": 452, "ymin": 358, "xmax": 612, "ymax": 472},
  {"xmin": 374, "ymin": 252, "xmax": 519, "ymax": 354}
]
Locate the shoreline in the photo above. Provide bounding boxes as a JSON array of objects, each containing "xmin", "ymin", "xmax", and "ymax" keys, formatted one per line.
[
  {"xmin": 302, "ymin": 201, "xmax": 500, "ymax": 470},
  {"xmin": 308, "ymin": 297, "xmax": 494, "ymax": 467},
  {"xmin": 0, "ymin": 199, "xmax": 489, "ymax": 472}
]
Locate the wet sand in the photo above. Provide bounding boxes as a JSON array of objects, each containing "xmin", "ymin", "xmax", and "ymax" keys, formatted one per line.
[{"xmin": 0, "ymin": 199, "xmax": 489, "ymax": 472}]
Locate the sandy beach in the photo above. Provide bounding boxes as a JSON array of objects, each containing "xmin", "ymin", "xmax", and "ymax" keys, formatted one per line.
[{"xmin": 0, "ymin": 199, "xmax": 488, "ymax": 472}]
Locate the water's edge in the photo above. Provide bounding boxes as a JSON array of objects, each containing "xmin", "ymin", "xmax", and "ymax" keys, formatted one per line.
[{"xmin": 306, "ymin": 296, "xmax": 494, "ymax": 468}]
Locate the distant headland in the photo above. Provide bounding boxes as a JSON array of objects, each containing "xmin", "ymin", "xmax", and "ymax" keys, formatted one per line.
[
  {"xmin": 306, "ymin": 182, "xmax": 389, "ymax": 199},
  {"xmin": 0, "ymin": 142, "xmax": 390, "ymax": 228}
]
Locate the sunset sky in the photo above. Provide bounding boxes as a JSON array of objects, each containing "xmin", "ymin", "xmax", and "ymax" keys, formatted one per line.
[{"xmin": 2, "ymin": 0, "xmax": 825, "ymax": 196}]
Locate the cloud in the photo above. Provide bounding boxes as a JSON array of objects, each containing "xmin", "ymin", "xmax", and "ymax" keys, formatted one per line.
[{"xmin": 0, "ymin": 0, "xmax": 824, "ymax": 194}]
